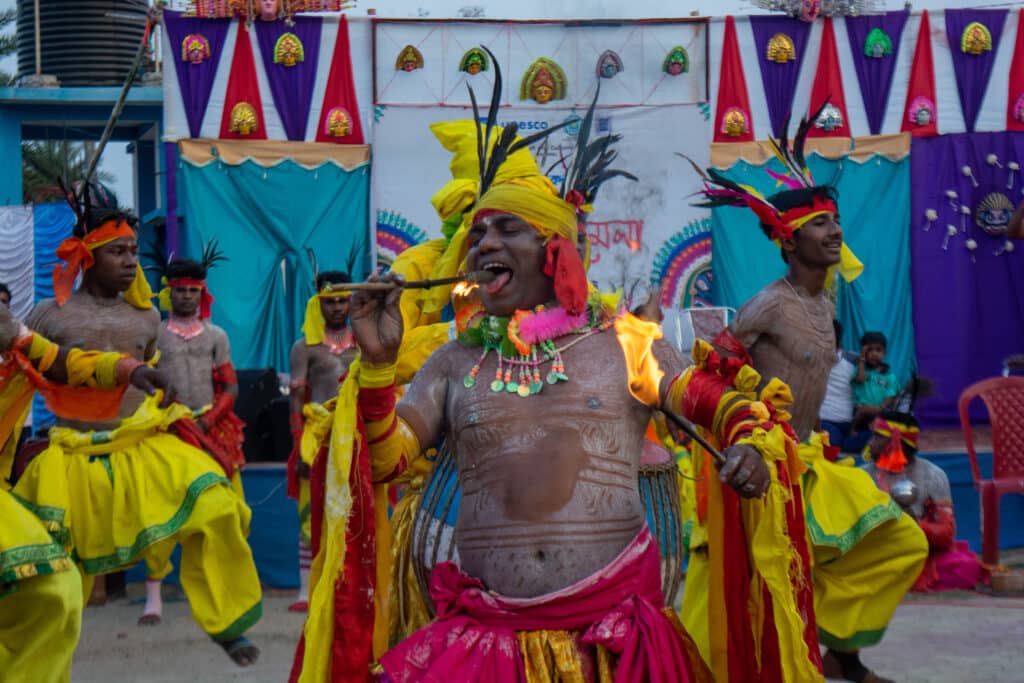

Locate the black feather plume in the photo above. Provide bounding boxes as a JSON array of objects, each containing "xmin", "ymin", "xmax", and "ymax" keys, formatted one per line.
[{"xmin": 201, "ymin": 239, "xmax": 228, "ymax": 271}]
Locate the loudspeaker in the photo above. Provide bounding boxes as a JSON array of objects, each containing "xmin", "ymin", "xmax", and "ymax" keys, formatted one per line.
[{"xmin": 235, "ymin": 368, "xmax": 284, "ymax": 463}]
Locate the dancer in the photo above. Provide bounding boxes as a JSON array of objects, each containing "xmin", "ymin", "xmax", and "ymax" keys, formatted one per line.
[
  {"xmin": 1, "ymin": 302, "xmax": 173, "ymax": 682},
  {"xmin": 342, "ymin": 56, "xmax": 799, "ymax": 682},
  {"xmin": 142, "ymin": 244, "xmax": 246, "ymax": 626},
  {"xmin": 287, "ymin": 270, "xmax": 356, "ymax": 612},
  {"xmin": 13, "ymin": 191, "xmax": 263, "ymax": 666},
  {"xmin": 691, "ymin": 110, "xmax": 928, "ymax": 683}
]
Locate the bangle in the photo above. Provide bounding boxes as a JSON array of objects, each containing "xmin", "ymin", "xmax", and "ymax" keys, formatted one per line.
[{"xmin": 359, "ymin": 361, "xmax": 398, "ymax": 389}]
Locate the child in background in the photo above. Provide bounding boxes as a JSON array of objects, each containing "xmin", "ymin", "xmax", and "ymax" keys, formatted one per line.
[
  {"xmin": 852, "ymin": 331, "xmax": 900, "ymax": 433},
  {"xmin": 820, "ymin": 319, "xmax": 858, "ymax": 452}
]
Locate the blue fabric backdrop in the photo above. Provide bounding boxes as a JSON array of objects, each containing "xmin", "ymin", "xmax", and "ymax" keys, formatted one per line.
[
  {"xmin": 31, "ymin": 203, "xmax": 75, "ymax": 431},
  {"xmin": 711, "ymin": 153, "xmax": 916, "ymax": 384},
  {"xmin": 177, "ymin": 158, "xmax": 370, "ymax": 371}
]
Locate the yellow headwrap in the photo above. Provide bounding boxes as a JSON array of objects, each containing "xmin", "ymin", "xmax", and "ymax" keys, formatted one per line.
[
  {"xmin": 420, "ymin": 120, "xmax": 546, "ymax": 315},
  {"xmin": 302, "ymin": 285, "xmax": 351, "ymax": 347},
  {"xmin": 473, "ymin": 176, "xmax": 579, "ymax": 243}
]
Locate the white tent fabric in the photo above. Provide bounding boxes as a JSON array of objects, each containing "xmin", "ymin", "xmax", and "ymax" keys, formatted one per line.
[{"xmin": 0, "ymin": 205, "xmax": 36, "ymax": 321}]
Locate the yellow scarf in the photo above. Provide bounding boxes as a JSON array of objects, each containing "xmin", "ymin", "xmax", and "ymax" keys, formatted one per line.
[{"xmin": 302, "ymin": 287, "xmax": 351, "ymax": 346}]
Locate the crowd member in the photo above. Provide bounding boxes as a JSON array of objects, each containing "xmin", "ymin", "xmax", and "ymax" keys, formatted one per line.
[
  {"xmin": 0, "ymin": 299, "xmax": 174, "ymax": 682},
  {"xmin": 286, "ymin": 270, "xmax": 356, "ymax": 612},
  {"xmin": 0, "ymin": 283, "xmax": 10, "ymax": 308},
  {"xmin": 863, "ymin": 412, "xmax": 985, "ymax": 592},
  {"xmin": 12, "ymin": 189, "xmax": 263, "ymax": 666},
  {"xmin": 144, "ymin": 247, "xmax": 246, "ymax": 626},
  {"xmin": 852, "ymin": 331, "xmax": 900, "ymax": 433},
  {"xmin": 694, "ymin": 107, "xmax": 927, "ymax": 683},
  {"xmin": 819, "ymin": 318, "xmax": 859, "ymax": 452},
  {"xmin": 345, "ymin": 55, "xmax": 788, "ymax": 682}
]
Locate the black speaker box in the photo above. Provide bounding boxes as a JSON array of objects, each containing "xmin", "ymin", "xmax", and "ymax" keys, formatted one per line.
[{"xmin": 235, "ymin": 368, "xmax": 284, "ymax": 463}]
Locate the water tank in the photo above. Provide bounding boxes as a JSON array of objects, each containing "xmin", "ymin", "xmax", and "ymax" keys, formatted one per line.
[{"xmin": 15, "ymin": 1, "xmax": 148, "ymax": 86}]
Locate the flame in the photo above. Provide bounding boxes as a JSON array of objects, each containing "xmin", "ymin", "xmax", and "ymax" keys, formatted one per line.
[{"xmin": 614, "ymin": 312, "xmax": 665, "ymax": 407}]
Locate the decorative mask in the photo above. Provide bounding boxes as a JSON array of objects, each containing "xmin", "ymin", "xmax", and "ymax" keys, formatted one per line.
[
  {"xmin": 230, "ymin": 102, "xmax": 259, "ymax": 135},
  {"xmin": 325, "ymin": 107, "xmax": 352, "ymax": 138},
  {"xmin": 596, "ymin": 50, "xmax": 624, "ymax": 79},
  {"xmin": 396, "ymin": 45, "xmax": 424, "ymax": 72},
  {"xmin": 799, "ymin": 0, "xmax": 820, "ymax": 23},
  {"xmin": 721, "ymin": 107, "xmax": 748, "ymax": 137},
  {"xmin": 274, "ymin": 33, "xmax": 304, "ymax": 67},
  {"xmin": 520, "ymin": 57, "xmax": 568, "ymax": 104},
  {"xmin": 663, "ymin": 46, "xmax": 689, "ymax": 76},
  {"xmin": 864, "ymin": 28, "xmax": 893, "ymax": 59},
  {"xmin": 961, "ymin": 22, "xmax": 992, "ymax": 55},
  {"xmin": 975, "ymin": 191, "xmax": 1015, "ymax": 236},
  {"xmin": 182, "ymin": 34, "xmax": 211, "ymax": 65},
  {"xmin": 908, "ymin": 96, "xmax": 936, "ymax": 127},
  {"xmin": 459, "ymin": 48, "xmax": 488, "ymax": 75},
  {"xmin": 814, "ymin": 103, "xmax": 844, "ymax": 132},
  {"xmin": 259, "ymin": 0, "xmax": 280, "ymax": 21},
  {"xmin": 766, "ymin": 33, "xmax": 796, "ymax": 63}
]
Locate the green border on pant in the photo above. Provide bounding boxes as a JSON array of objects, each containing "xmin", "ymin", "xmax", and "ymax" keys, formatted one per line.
[
  {"xmin": 818, "ymin": 624, "xmax": 888, "ymax": 651},
  {"xmin": 210, "ymin": 601, "xmax": 263, "ymax": 642}
]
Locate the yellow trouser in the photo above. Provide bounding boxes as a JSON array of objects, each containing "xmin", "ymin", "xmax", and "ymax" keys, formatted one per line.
[
  {"xmin": 0, "ymin": 566, "xmax": 82, "ymax": 683},
  {"xmin": 12, "ymin": 396, "xmax": 263, "ymax": 641},
  {"xmin": 800, "ymin": 436, "xmax": 928, "ymax": 651}
]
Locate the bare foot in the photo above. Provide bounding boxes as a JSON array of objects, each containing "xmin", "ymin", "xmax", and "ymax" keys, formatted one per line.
[
  {"xmin": 137, "ymin": 613, "xmax": 162, "ymax": 626},
  {"xmin": 219, "ymin": 637, "xmax": 260, "ymax": 667},
  {"xmin": 87, "ymin": 581, "xmax": 107, "ymax": 607}
]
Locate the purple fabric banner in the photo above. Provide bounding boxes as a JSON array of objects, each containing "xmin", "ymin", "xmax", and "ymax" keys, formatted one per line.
[
  {"xmin": 255, "ymin": 17, "xmax": 323, "ymax": 141},
  {"xmin": 844, "ymin": 11, "xmax": 908, "ymax": 135},
  {"xmin": 163, "ymin": 11, "xmax": 232, "ymax": 139},
  {"xmin": 749, "ymin": 16, "xmax": 812, "ymax": 137},
  {"xmin": 944, "ymin": 9, "xmax": 1009, "ymax": 133},
  {"xmin": 164, "ymin": 141, "xmax": 179, "ymax": 258},
  {"xmin": 910, "ymin": 132, "xmax": 1024, "ymax": 427}
]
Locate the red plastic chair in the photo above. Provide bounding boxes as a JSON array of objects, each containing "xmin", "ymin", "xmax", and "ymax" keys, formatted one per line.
[{"xmin": 958, "ymin": 376, "xmax": 1024, "ymax": 567}]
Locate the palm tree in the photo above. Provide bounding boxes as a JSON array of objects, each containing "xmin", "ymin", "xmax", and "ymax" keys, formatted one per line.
[{"xmin": 21, "ymin": 141, "xmax": 116, "ymax": 203}]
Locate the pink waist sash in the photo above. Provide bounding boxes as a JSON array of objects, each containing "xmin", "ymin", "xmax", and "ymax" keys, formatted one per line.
[{"xmin": 378, "ymin": 526, "xmax": 698, "ymax": 683}]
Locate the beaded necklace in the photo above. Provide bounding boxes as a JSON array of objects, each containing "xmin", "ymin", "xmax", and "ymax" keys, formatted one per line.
[
  {"xmin": 166, "ymin": 315, "xmax": 204, "ymax": 341},
  {"xmin": 323, "ymin": 328, "xmax": 355, "ymax": 356},
  {"xmin": 457, "ymin": 301, "xmax": 614, "ymax": 397}
]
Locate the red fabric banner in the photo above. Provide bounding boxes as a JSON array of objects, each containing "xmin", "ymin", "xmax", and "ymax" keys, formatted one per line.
[
  {"xmin": 901, "ymin": 11, "xmax": 939, "ymax": 137},
  {"xmin": 1007, "ymin": 9, "xmax": 1024, "ymax": 132},
  {"xmin": 315, "ymin": 16, "xmax": 366, "ymax": 144},
  {"xmin": 713, "ymin": 16, "xmax": 755, "ymax": 143},
  {"xmin": 806, "ymin": 18, "xmax": 851, "ymax": 138},
  {"xmin": 219, "ymin": 21, "xmax": 268, "ymax": 140}
]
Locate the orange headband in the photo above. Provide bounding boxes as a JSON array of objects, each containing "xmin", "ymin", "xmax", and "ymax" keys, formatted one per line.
[{"xmin": 53, "ymin": 220, "xmax": 136, "ymax": 306}]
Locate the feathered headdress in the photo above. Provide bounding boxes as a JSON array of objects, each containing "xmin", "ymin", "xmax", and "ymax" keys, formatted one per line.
[
  {"xmin": 153, "ymin": 240, "xmax": 227, "ymax": 319},
  {"xmin": 686, "ymin": 101, "xmax": 864, "ymax": 282}
]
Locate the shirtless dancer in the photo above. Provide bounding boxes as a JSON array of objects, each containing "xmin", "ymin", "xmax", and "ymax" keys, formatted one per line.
[
  {"xmin": 287, "ymin": 270, "xmax": 356, "ymax": 611},
  {"xmin": 143, "ymin": 251, "xmax": 246, "ymax": 626},
  {"xmin": 691, "ymin": 122, "xmax": 928, "ymax": 683},
  {"xmin": 14, "ymin": 198, "xmax": 262, "ymax": 666},
  {"xmin": 347, "ymin": 97, "xmax": 778, "ymax": 679},
  {"xmin": 0, "ymin": 305, "xmax": 175, "ymax": 682}
]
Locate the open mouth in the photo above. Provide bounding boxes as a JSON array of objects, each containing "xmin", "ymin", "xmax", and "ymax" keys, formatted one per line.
[{"xmin": 481, "ymin": 262, "xmax": 513, "ymax": 295}]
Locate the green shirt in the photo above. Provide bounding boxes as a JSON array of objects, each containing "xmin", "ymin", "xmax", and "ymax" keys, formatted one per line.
[{"xmin": 852, "ymin": 367, "xmax": 899, "ymax": 407}]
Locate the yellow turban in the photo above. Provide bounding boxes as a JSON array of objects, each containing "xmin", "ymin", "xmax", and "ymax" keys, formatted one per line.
[
  {"xmin": 473, "ymin": 177, "xmax": 578, "ymax": 243},
  {"xmin": 302, "ymin": 286, "xmax": 350, "ymax": 347}
]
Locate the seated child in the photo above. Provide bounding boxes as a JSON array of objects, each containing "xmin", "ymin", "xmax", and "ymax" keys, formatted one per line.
[
  {"xmin": 862, "ymin": 412, "xmax": 985, "ymax": 592},
  {"xmin": 851, "ymin": 331, "xmax": 900, "ymax": 437}
]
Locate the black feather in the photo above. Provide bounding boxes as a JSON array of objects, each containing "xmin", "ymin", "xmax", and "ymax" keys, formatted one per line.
[{"xmin": 201, "ymin": 239, "xmax": 228, "ymax": 270}]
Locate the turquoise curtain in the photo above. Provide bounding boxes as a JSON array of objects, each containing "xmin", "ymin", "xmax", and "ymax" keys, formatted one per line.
[
  {"xmin": 710, "ymin": 154, "xmax": 916, "ymax": 384},
  {"xmin": 177, "ymin": 158, "xmax": 370, "ymax": 371}
]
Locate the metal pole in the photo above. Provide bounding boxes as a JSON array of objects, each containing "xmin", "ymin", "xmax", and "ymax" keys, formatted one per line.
[{"xmin": 33, "ymin": 0, "xmax": 42, "ymax": 76}]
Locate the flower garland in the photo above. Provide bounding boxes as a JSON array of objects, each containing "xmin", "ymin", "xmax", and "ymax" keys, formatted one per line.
[{"xmin": 456, "ymin": 293, "xmax": 617, "ymax": 397}]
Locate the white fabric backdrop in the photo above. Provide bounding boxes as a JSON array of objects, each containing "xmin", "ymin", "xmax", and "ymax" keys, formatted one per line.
[{"xmin": 0, "ymin": 206, "xmax": 36, "ymax": 321}]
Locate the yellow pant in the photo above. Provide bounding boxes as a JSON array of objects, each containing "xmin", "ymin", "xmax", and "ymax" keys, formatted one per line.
[
  {"xmin": 12, "ymin": 397, "xmax": 263, "ymax": 641},
  {"xmin": 801, "ymin": 438, "xmax": 928, "ymax": 651},
  {"xmin": 0, "ymin": 565, "xmax": 82, "ymax": 683}
]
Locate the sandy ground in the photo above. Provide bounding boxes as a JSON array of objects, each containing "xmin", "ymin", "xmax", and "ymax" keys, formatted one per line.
[{"xmin": 70, "ymin": 583, "xmax": 1024, "ymax": 683}]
